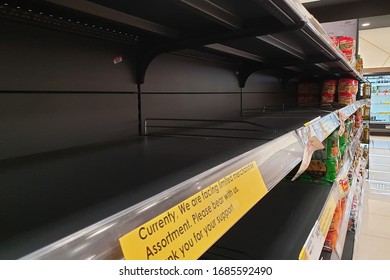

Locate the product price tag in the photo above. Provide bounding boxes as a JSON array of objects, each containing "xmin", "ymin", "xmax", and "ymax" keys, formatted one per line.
[
  {"xmin": 304, "ymin": 116, "xmax": 321, "ymax": 127},
  {"xmin": 300, "ymin": 192, "xmax": 337, "ymax": 260},
  {"xmin": 348, "ymin": 145, "xmax": 354, "ymax": 160},
  {"xmin": 319, "ymin": 196, "xmax": 337, "ymax": 237},
  {"xmin": 320, "ymin": 113, "xmax": 339, "ymax": 139},
  {"xmin": 338, "ymin": 112, "xmax": 348, "ymax": 137},
  {"xmin": 299, "ymin": 220, "xmax": 324, "ymax": 260},
  {"xmin": 119, "ymin": 161, "xmax": 268, "ymax": 260}
]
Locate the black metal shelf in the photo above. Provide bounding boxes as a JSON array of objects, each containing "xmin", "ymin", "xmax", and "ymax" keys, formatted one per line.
[
  {"xmin": 1, "ymin": 0, "xmax": 363, "ymax": 85},
  {"xmin": 0, "ymin": 135, "xmax": 264, "ymax": 259},
  {"xmin": 200, "ymin": 180, "xmax": 332, "ymax": 260},
  {"xmin": 0, "ymin": 0, "xmax": 366, "ymax": 260},
  {"xmin": 0, "ymin": 109, "xmax": 330, "ymax": 259}
]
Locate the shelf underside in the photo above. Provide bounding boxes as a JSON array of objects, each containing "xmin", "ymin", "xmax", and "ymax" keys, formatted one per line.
[{"xmin": 0, "ymin": 0, "xmax": 363, "ymax": 82}]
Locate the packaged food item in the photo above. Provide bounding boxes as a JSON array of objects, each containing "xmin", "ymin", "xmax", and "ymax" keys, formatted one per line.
[
  {"xmin": 329, "ymin": 201, "xmax": 342, "ymax": 232},
  {"xmin": 338, "ymin": 78, "xmax": 358, "ymax": 105},
  {"xmin": 321, "ymin": 80, "xmax": 337, "ymax": 105},
  {"xmin": 324, "ymin": 230, "xmax": 339, "ymax": 252},
  {"xmin": 300, "ymin": 130, "xmax": 340, "ymax": 184},
  {"xmin": 349, "ymin": 195, "xmax": 359, "ymax": 232},
  {"xmin": 354, "ymin": 108, "xmax": 363, "ymax": 128},
  {"xmin": 339, "ymin": 119, "xmax": 351, "ymax": 157},
  {"xmin": 339, "ymin": 178, "xmax": 350, "ymax": 195},
  {"xmin": 363, "ymin": 83, "xmax": 371, "ymax": 98},
  {"xmin": 349, "ymin": 189, "xmax": 362, "ymax": 233},
  {"xmin": 339, "ymin": 36, "xmax": 355, "ymax": 51},
  {"xmin": 363, "ymin": 106, "xmax": 370, "ymax": 120},
  {"xmin": 362, "ymin": 145, "xmax": 368, "ymax": 160},
  {"xmin": 361, "ymin": 123, "xmax": 369, "ymax": 144},
  {"xmin": 297, "ymin": 82, "xmax": 320, "ymax": 106},
  {"xmin": 324, "ymin": 198, "xmax": 347, "ymax": 252},
  {"xmin": 342, "ymin": 49, "xmax": 354, "ymax": 61},
  {"xmin": 338, "ymin": 36, "xmax": 356, "ymax": 63},
  {"xmin": 356, "ymin": 55, "xmax": 363, "ymax": 74},
  {"xmin": 338, "ymin": 78, "xmax": 359, "ymax": 95}
]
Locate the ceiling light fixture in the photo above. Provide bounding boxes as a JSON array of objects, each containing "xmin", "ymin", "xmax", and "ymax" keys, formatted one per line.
[{"xmin": 362, "ymin": 23, "xmax": 370, "ymax": 27}]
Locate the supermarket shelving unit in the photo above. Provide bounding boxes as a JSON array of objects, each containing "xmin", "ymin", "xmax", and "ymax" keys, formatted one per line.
[
  {"xmin": 0, "ymin": 0, "xmax": 365, "ymax": 259},
  {"xmin": 201, "ymin": 102, "xmax": 367, "ymax": 260}
]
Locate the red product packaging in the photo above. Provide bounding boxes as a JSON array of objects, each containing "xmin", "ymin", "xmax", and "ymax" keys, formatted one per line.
[
  {"xmin": 321, "ymin": 80, "xmax": 337, "ymax": 104},
  {"xmin": 338, "ymin": 36, "xmax": 356, "ymax": 62},
  {"xmin": 338, "ymin": 78, "xmax": 358, "ymax": 105},
  {"xmin": 341, "ymin": 49, "xmax": 354, "ymax": 61},
  {"xmin": 338, "ymin": 36, "xmax": 355, "ymax": 51}
]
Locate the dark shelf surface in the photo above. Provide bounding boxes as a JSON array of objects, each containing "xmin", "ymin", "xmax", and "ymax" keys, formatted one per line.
[
  {"xmin": 341, "ymin": 230, "xmax": 355, "ymax": 260},
  {"xmin": 201, "ymin": 180, "xmax": 332, "ymax": 260},
  {"xmin": 0, "ymin": 135, "xmax": 266, "ymax": 259},
  {"xmin": 0, "ymin": 109, "xmax": 333, "ymax": 259}
]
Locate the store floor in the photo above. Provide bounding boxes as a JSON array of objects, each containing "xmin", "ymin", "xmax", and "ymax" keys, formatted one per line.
[{"xmin": 354, "ymin": 135, "xmax": 390, "ymax": 259}]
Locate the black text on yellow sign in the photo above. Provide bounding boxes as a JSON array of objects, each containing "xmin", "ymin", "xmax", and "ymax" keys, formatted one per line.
[{"xmin": 119, "ymin": 161, "xmax": 268, "ymax": 260}]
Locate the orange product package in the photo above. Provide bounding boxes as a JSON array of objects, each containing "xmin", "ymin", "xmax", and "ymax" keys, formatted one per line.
[{"xmin": 329, "ymin": 202, "xmax": 342, "ymax": 232}]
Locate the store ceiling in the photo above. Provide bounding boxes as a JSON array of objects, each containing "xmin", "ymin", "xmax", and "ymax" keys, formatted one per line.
[
  {"xmin": 301, "ymin": 0, "xmax": 390, "ymax": 71},
  {"xmin": 359, "ymin": 27, "xmax": 390, "ymax": 69}
]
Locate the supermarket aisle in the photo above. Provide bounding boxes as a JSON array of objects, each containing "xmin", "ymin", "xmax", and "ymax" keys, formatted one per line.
[{"xmin": 354, "ymin": 136, "xmax": 390, "ymax": 259}]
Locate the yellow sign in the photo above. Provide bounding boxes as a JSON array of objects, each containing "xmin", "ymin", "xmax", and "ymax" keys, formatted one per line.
[
  {"xmin": 299, "ymin": 248, "xmax": 308, "ymax": 260},
  {"xmin": 119, "ymin": 161, "xmax": 268, "ymax": 260},
  {"xmin": 319, "ymin": 197, "xmax": 337, "ymax": 237}
]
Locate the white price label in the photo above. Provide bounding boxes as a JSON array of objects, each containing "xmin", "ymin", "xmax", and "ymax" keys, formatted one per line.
[{"xmin": 299, "ymin": 220, "xmax": 325, "ymax": 260}]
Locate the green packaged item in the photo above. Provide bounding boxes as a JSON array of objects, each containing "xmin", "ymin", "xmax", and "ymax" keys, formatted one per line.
[
  {"xmin": 339, "ymin": 119, "xmax": 351, "ymax": 157},
  {"xmin": 298, "ymin": 130, "xmax": 341, "ymax": 184}
]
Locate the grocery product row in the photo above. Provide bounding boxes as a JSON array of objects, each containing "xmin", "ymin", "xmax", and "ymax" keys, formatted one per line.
[
  {"xmin": 329, "ymin": 35, "xmax": 363, "ymax": 76},
  {"xmin": 298, "ymin": 78, "xmax": 361, "ymax": 107},
  {"xmin": 324, "ymin": 145, "xmax": 368, "ymax": 260}
]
